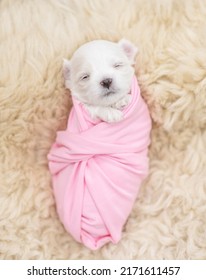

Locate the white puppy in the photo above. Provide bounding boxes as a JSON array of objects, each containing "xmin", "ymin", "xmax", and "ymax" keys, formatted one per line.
[{"xmin": 63, "ymin": 39, "xmax": 138, "ymax": 122}]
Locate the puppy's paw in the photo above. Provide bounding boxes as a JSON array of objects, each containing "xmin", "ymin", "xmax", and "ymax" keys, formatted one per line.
[
  {"xmin": 84, "ymin": 105, "xmax": 123, "ymax": 123},
  {"xmin": 103, "ymin": 108, "xmax": 123, "ymax": 123},
  {"xmin": 112, "ymin": 94, "xmax": 131, "ymax": 109}
]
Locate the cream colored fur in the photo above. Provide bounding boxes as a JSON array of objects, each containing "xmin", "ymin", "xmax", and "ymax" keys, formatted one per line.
[{"xmin": 0, "ymin": 0, "xmax": 206, "ymax": 259}]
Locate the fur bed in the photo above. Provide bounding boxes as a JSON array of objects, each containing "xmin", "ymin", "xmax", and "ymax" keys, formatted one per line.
[{"xmin": 0, "ymin": 0, "xmax": 206, "ymax": 259}]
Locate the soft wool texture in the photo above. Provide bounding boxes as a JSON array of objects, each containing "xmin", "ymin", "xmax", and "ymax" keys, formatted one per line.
[
  {"xmin": 0, "ymin": 0, "xmax": 206, "ymax": 259},
  {"xmin": 48, "ymin": 76, "xmax": 151, "ymax": 250}
]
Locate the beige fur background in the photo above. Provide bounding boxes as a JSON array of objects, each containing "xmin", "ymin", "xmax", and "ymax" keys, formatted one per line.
[{"xmin": 1, "ymin": 0, "xmax": 206, "ymax": 259}]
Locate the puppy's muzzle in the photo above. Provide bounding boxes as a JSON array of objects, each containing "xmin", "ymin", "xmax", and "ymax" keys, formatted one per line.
[{"xmin": 100, "ymin": 78, "xmax": 113, "ymax": 89}]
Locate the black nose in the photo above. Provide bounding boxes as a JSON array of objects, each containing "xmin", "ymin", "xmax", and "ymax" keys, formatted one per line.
[{"xmin": 100, "ymin": 78, "xmax": 112, "ymax": 89}]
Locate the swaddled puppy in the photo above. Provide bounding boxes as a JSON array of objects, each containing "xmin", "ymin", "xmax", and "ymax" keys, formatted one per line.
[
  {"xmin": 48, "ymin": 39, "xmax": 151, "ymax": 250},
  {"xmin": 63, "ymin": 39, "xmax": 138, "ymax": 122}
]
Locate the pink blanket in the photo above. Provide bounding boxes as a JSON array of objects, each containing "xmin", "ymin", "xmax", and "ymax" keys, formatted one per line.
[{"xmin": 48, "ymin": 76, "xmax": 151, "ymax": 250}]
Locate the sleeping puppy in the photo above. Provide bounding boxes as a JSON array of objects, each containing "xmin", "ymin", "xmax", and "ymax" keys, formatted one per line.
[{"xmin": 63, "ymin": 39, "xmax": 138, "ymax": 122}]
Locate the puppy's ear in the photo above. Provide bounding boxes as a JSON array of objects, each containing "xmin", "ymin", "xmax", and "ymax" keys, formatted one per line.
[
  {"xmin": 63, "ymin": 59, "xmax": 71, "ymax": 88},
  {"xmin": 118, "ymin": 39, "xmax": 138, "ymax": 64}
]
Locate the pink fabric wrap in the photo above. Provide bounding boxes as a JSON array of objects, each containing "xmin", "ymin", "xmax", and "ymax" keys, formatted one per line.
[{"xmin": 48, "ymin": 76, "xmax": 151, "ymax": 250}]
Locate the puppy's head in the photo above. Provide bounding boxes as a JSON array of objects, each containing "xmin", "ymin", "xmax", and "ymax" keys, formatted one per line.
[{"xmin": 63, "ymin": 39, "xmax": 138, "ymax": 106}]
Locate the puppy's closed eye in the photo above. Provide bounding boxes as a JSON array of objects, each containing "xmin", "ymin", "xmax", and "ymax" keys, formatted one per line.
[
  {"xmin": 80, "ymin": 74, "xmax": 90, "ymax": 81},
  {"xmin": 113, "ymin": 62, "xmax": 124, "ymax": 68}
]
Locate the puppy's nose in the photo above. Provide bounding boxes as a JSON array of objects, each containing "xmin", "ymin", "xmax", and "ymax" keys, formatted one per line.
[{"xmin": 100, "ymin": 78, "xmax": 113, "ymax": 89}]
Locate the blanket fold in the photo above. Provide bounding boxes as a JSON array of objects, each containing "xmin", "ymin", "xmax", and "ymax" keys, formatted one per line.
[{"xmin": 48, "ymin": 76, "xmax": 151, "ymax": 250}]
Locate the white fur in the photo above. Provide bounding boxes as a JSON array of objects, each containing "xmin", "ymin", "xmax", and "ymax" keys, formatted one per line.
[{"xmin": 63, "ymin": 39, "xmax": 138, "ymax": 122}]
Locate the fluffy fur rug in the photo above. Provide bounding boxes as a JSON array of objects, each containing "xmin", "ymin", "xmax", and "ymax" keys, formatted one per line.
[{"xmin": 1, "ymin": 0, "xmax": 206, "ymax": 260}]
